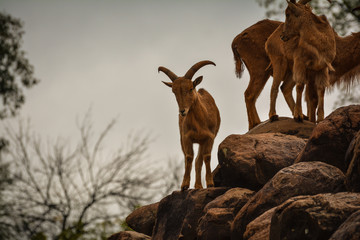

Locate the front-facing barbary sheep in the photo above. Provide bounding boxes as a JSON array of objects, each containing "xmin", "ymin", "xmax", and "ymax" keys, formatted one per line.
[{"xmin": 159, "ymin": 60, "xmax": 220, "ymax": 191}]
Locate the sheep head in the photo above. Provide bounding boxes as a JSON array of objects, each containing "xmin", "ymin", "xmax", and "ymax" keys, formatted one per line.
[
  {"xmin": 281, "ymin": 0, "xmax": 331, "ymax": 42},
  {"xmin": 159, "ymin": 60, "xmax": 215, "ymax": 116}
]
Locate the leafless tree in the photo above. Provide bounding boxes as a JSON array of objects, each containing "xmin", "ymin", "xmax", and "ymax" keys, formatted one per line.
[{"xmin": 1, "ymin": 113, "xmax": 180, "ymax": 239}]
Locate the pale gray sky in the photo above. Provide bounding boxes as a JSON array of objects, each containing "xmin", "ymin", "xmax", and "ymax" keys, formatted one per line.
[{"xmin": 1, "ymin": 0, "xmax": 339, "ymax": 183}]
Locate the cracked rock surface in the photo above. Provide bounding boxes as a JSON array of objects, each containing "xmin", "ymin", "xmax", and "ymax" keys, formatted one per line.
[{"xmin": 295, "ymin": 105, "xmax": 360, "ymax": 172}]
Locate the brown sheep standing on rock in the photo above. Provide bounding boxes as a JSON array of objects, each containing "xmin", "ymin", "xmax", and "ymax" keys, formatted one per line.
[
  {"xmin": 159, "ymin": 60, "xmax": 220, "ymax": 191},
  {"xmin": 231, "ymin": 1, "xmax": 360, "ymax": 129},
  {"xmin": 279, "ymin": 0, "xmax": 336, "ymax": 122}
]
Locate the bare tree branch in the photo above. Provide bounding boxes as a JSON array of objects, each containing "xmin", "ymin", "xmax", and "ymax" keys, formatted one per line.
[{"xmin": 1, "ymin": 114, "xmax": 181, "ymax": 239}]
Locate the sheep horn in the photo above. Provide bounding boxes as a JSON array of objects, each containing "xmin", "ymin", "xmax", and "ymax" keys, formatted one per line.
[
  {"xmin": 298, "ymin": 0, "xmax": 331, "ymax": 5},
  {"xmin": 353, "ymin": 6, "xmax": 360, "ymax": 12},
  {"xmin": 184, "ymin": 60, "xmax": 216, "ymax": 80},
  {"xmin": 298, "ymin": 0, "xmax": 312, "ymax": 4},
  {"xmin": 158, "ymin": 66, "xmax": 178, "ymax": 81}
]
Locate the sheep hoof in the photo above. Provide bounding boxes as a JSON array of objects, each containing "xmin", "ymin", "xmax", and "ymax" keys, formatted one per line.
[
  {"xmin": 303, "ymin": 115, "xmax": 309, "ymax": 121},
  {"xmin": 181, "ymin": 185, "xmax": 189, "ymax": 191},
  {"xmin": 294, "ymin": 116, "xmax": 303, "ymax": 122},
  {"xmin": 270, "ymin": 115, "xmax": 279, "ymax": 122},
  {"xmin": 207, "ymin": 183, "xmax": 214, "ymax": 188}
]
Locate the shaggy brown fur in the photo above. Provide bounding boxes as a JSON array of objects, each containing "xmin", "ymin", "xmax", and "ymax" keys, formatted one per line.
[
  {"xmin": 268, "ymin": 1, "xmax": 336, "ymax": 122},
  {"xmin": 231, "ymin": 19, "xmax": 281, "ymax": 129},
  {"xmin": 159, "ymin": 60, "xmax": 220, "ymax": 191},
  {"xmin": 232, "ymin": 4, "xmax": 360, "ymax": 128}
]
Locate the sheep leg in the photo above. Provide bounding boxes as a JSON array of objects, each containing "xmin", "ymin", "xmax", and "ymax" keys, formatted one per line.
[
  {"xmin": 294, "ymin": 82, "xmax": 305, "ymax": 122},
  {"xmin": 194, "ymin": 149, "xmax": 203, "ymax": 189},
  {"xmin": 280, "ymin": 76, "xmax": 296, "ymax": 116},
  {"xmin": 316, "ymin": 76, "xmax": 327, "ymax": 123},
  {"xmin": 269, "ymin": 59, "xmax": 287, "ymax": 122},
  {"xmin": 181, "ymin": 137, "xmax": 194, "ymax": 191},
  {"xmin": 245, "ymin": 72, "xmax": 269, "ymax": 130},
  {"xmin": 269, "ymin": 78, "xmax": 281, "ymax": 122},
  {"xmin": 305, "ymin": 82, "xmax": 318, "ymax": 123},
  {"xmin": 316, "ymin": 85, "xmax": 325, "ymax": 122},
  {"xmin": 293, "ymin": 58, "xmax": 306, "ymax": 122},
  {"xmin": 200, "ymin": 138, "xmax": 215, "ymax": 188}
]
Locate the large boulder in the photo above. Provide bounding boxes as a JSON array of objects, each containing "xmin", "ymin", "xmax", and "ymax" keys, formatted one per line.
[
  {"xmin": 295, "ymin": 105, "xmax": 360, "ymax": 172},
  {"xmin": 215, "ymin": 133, "xmax": 306, "ymax": 190},
  {"xmin": 107, "ymin": 231, "xmax": 150, "ymax": 240},
  {"xmin": 231, "ymin": 161, "xmax": 346, "ymax": 240},
  {"xmin": 125, "ymin": 202, "xmax": 159, "ymax": 236},
  {"xmin": 329, "ymin": 209, "xmax": 360, "ymax": 240},
  {"xmin": 247, "ymin": 116, "xmax": 315, "ymax": 139},
  {"xmin": 243, "ymin": 207, "xmax": 276, "ymax": 240},
  {"xmin": 345, "ymin": 130, "xmax": 360, "ymax": 192},
  {"xmin": 270, "ymin": 192, "xmax": 360, "ymax": 240},
  {"xmin": 152, "ymin": 188, "xmax": 229, "ymax": 240},
  {"xmin": 203, "ymin": 188, "xmax": 255, "ymax": 212},
  {"xmin": 197, "ymin": 188, "xmax": 254, "ymax": 240}
]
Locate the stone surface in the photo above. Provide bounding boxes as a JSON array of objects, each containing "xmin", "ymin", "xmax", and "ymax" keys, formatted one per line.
[
  {"xmin": 125, "ymin": 202, "xmax": 159, "ymax": 236},
  {"xmin": 295, "ymin": 105, "xmax": 360, "ymax": 172},
  {"xmin": 243, "ymin": 207, "xmax": 275, "ymax": 240},
  {"xmin": 345, "ymin": 130, "xmax": 360, "ymax": 192},
  {"xmin": 270, "ymin": 192, "xmax": 360, "ymax": 240},
  {"xmin": 247, "ymin": 116, "xmax": 315, "ymax": 139},
  {"xmin": 204, "ymin": 188, "xmax": 255, "ymax": 212},
  {"xmin": 329, "ymin": 209, "xmax": 360, "ymax": 240},
  {"xmin": 231, "ymin": 161, "xmax": 346, "ymax": 240},
  {"xmin": 197, "ymin": 208, "xmax": 233, "ymax": 240},
  {"xmin": 152, "ymin": 188, "xmax": 229, "ymax": 240},
  {"xmin": 107, "ymin": 231, "xmax": 150, "ymax": 240},
  {"xmin": 197, "ymin": 188, "xmax": 254, "ymax": 240},
  {"xmin": 215, "ymin": 133, "xmax": 305, "ymax": 189}
]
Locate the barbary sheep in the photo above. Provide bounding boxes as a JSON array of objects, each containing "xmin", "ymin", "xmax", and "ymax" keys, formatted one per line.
[{"xmin": 159, "ymin": 60, "xmax": 220, "ymax": 191}]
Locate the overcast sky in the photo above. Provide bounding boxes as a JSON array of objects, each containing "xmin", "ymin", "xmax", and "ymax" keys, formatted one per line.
[{"xmin": 1, "ymin": 0, "xmax": 340, "ymax": 185}]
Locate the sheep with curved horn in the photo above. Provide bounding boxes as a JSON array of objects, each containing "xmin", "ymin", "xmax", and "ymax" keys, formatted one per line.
[{"xmin": 159, "ymin": 60, "xmax": 220, "ymax": 191}]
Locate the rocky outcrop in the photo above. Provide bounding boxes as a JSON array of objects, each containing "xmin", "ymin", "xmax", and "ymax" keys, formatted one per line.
[
  {"xmin": 197, "ymin": 188, "xmax": 254, "ymax": 240},
  {"xmin": 231, "ymin": 161, "xmax": 346, "ymax": 240},
  {"xmin": 345, "ymin": 130, "xmax": 360, "ymax": 192},
  {"xmin": 295, "ymin": 105, "xmax": 360, "ymax": 172},
  {"xmin": 111, "ymin": 106, "xmax": 360, "ymax": 240},
  {"xmin": 125, "ymin": 202, "xmax": 159, "ymax": 236},
  {"xmin": 215, "ymin": 133, "xmax": 305, "ymax": 189},
  {"xmin": 329, "ymin": 209, "xmax": 360, "ymax": 240},
  {"xmin": 247, "ymin": 116, "xmax": 315, "ymax": 139},
  {"xmin": 152, "ymin": 188, "xmax": 229, "ymax": 240},
  {"xmin": 107, "ymin": 231, "xmax": 150, "ymax": 240},
  {"xmin": 270, "ymin": 192, "xmax": 360, "ymax": 240}
]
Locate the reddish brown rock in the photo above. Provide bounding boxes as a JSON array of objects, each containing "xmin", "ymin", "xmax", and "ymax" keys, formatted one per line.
[
  {"xmin": 243, "ymin": 207, "xmax": 275, "ymax": 240},
  {"xmin": 197, "ymin": 188, "xmax": 254, "ymax": 240},
  {"xmin": 152, "ymin": 188, "xmax": 229, "ymax": 240},
  {"xmin": 107, "ymin": 231, "xmax": 150, "ymax": 240},
  {"xmin": 197, "ymin": 208, "xmax": 233, "ymax": 240},
  {"xmin": 345, "ymin": 130, "xmax": 360, "ymax": 192},
  {"xmin": 270, "ymin": 192, "xmax": 360, "ymax": 240},
  {"xmin": 215, "ymin": 133, "xmax": 305, "ymax": 189},
  {"xmin": 247, "ymin": 116, "xmax": 315, "ymax": 139},
  {"xmin": 295, "ymin": 105, "xmax": 360, "ymax": 172},
  {"xmin": 329, "ymin": 209, "xmax": 360, "ymax": 240},
  {"xmin": 125, "ymin": 202, "xmax": 159, "ymax": 236},
  {"xmin": 204, "ymin": 188, "xmax": 255, "ymax": 212},
  {"xmin": 231, "ymin": 161, "xmax": 346, "ymax": 240}
]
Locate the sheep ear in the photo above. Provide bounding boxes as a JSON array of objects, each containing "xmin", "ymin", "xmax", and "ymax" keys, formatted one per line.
[
  {"xmin": 162, "ymin": 81, "xmax": 173, "ymax": 88},
  {"xmin": 287, "ymin": 0, "xmax": 302, "ymax": 17},
  {"xmin": 193, "ymin": 76, "xmax": 203, "ymax": 88}
]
